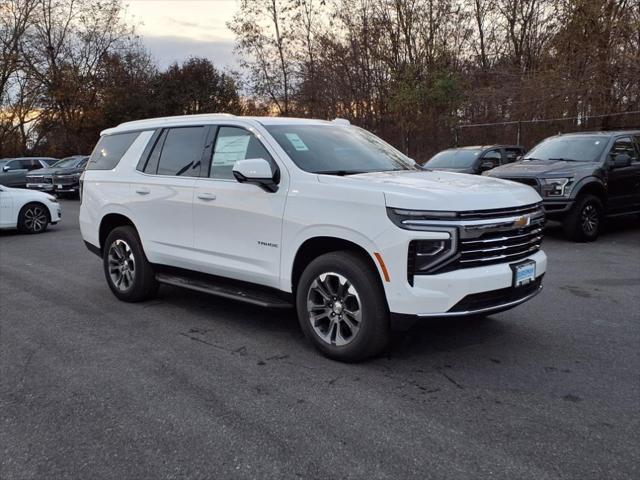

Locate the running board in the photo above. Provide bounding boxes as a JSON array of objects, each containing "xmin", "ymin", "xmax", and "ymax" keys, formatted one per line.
[
  {"xmin": 606, "ymin": 208, "xmax": 640, "ymax": 218},
  {"xmin": 156, "ymin": 272, "xmax": 293, "ymax": 309}
]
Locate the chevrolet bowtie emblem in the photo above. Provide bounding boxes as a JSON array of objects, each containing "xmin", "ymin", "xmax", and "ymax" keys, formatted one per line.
[{"xmin": 514, "ymin": 215, "xmax": 531, "ymax": 228}]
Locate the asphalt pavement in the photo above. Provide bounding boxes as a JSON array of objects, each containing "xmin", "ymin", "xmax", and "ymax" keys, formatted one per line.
[{"xmin": 1, "ymin": 200, "xmax": 639, "ymax": 480}]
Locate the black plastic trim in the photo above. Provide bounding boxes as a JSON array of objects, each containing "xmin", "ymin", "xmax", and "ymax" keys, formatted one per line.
[{"xmin": 84, "ymin": 241, "xmax": 101, "ymax": 257}]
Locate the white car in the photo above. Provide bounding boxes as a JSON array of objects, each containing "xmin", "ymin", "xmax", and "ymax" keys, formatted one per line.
[
  {"xmin": 80, "ymin": 114, "xmax": 547, "ymax": 361},
  {"xmin": 0, "ymin": 185, "xmax": 61, "ymax": 233}
]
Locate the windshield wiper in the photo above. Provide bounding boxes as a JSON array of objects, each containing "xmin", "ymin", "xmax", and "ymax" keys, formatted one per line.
[
  {"xmin": 313, "ymin": 170, "xmax": 369, "ymax": 176},
  {"xmin": 548, "ymin": 158, "xmax": 583, "ymax": 162}
]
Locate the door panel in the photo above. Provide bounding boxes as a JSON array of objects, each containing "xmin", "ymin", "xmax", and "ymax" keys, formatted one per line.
[
  {"xmin": 193, "ymin": 126, "xmax": 286, "ymax": 287},
  {"xmin": 128, "ymin": 126, "xmax": 208, "ymax": 266},
  {"xmin": 1, "ymin": 160, "xmax": 28, "ymax": 187},
  {"xmin": 607, "ymin": 137, "xmax": 640, "ymax": 212}
]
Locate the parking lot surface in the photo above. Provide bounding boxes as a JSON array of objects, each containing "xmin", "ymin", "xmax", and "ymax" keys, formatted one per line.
[{"xmin": 1, "ymin": 200, "xmax": 639, "ymax": 480}]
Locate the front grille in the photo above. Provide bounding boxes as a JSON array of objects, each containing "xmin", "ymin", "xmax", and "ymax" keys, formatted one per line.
[
  {"xmin": 449, "ymin": 276, "xmax": 543, "ymax": 313},
  {"xmin": 53, "ymin": 176, "xmax": 77, "ymax": 185},
  {"xmin": 27, "ymin": 175, "xmax": 52, "ymax": 184},
  {"xmin": 408, "ymin": 203, "xmax": 545, "ymax": 278},
  {"xmin": 455, "ymin": 223, "xmax": 543, "ymax": 269},
  {"xmin": 504, "ymin": 177, "xmax": 540, "ymax": 193},
  {"xmin": 457, "ymin": 202, "xmax": 541, "ymax": 220}
]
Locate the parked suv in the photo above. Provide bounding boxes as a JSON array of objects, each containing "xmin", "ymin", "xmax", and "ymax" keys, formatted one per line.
[
  {"xmin": 488, "ymin": 131, "xmax": 640, "ymax": 241},
  {"xmin": 0, "ymin": 157, "xmax": 58, "ymax": 187},
  {"xmin": 26, "ymin": 155, "xmax": 88, "ymax": 196},
  {"xmin": 80, "ymin": 115, "xmax": 547, "ymax": 361},
  {"xmin": 425, "ymin": 145, "xmax": 525, "ymax": 174}
]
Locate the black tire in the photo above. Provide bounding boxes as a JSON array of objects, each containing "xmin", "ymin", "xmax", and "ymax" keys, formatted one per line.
[
  {"xmin": 103, "ymin": 226, "xmax": 158, "ymax": 302},
  {"xmin": 17, "ymin": 202, "xmax": 50, "ymax": 234},
  {"xmin": 295, "ymin": 251, "xmax": 389, "ymax": 362},
  {"xmin": 562, "ymin": 194, "xmax": 604, "ymax": 242}
]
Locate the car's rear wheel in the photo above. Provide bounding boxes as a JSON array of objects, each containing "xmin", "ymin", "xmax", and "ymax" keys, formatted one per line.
[
  {"xmin": 296, "ymin": 251, "xmax": 389, "ymax": 362},
  {"xmin": 103, "ymin": 226, "xmax": 158, "ymax": 302},
  {"xmin": 17, "ymin": 202, "xmax": 49, "ymax": 234},
  {"xmin": 563, "ymin": 194, "xmax": 603, "ymax": 242}
]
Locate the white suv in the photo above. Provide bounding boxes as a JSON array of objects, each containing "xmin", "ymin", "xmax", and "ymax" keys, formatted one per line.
[{"xmin": 80, "ymin": 114, "xmax": 547, "ymax": 361}]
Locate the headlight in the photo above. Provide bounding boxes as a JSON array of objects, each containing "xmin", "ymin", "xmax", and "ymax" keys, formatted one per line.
[
  {"xmin": 45, "ymin": 194, "xmax": 58, "ymax": 203},
  {"xmin": 540, "ymin": 177, "xmax": 573, "ymax": 197},
  {"xmin": 388, "ymin": 208, "xmax": 460, "ymax": 282},
  {"xmin": 387, "ymin": 207, "xmax": 458, "ymax": 229}
]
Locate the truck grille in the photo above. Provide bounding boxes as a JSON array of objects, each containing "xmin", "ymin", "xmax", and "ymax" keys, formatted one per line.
[
  {"xmin": 53, "ymin": 175, "xmax": 76, "ymax": 185},
  {"xmin": 408, "ymin": 203, "xmax": 545, "ymax": 280},
  {"xmin": 503, "ymin": 177, "xmax": 540, "ymax": 193},
  {"xmin": 27, "ymin": 175, "xmax": 52, "ymax": 184},
  {"xmin": 455, "ymin": 223, "xmax": 543, "ymax": 269}
]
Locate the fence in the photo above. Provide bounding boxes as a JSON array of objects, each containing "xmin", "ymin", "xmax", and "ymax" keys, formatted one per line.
[{"xmin": 453, "ymin": 110, "xmax": 640, "ymax": 151}]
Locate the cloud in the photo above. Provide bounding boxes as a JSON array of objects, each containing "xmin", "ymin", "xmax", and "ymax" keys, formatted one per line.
[{"xmin": 140, "ymin": 35, "xmax": 240, "ymax": 71}]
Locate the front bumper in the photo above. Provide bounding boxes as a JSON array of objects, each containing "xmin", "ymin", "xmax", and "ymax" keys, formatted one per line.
[
  {"xmin": 543, "ymin": 199, "xmax": 574, "ymax": 218},
  {"xmin": 26, "ymin": 179, "xmax": 80, "ymax": 194},
  {"xmin": 383, "ymin": 247, "xmax": 547, "ymax": 317},
  {"xmin": 47, "ymin": 202, "xmax": 61, "ymax": 224},
  {"xmin": 26, "ymin": 182, "xmax": 54, "ymax": 192}
]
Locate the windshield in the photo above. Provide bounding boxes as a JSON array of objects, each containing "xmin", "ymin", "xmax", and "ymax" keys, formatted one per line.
[
  {"xmin": 264, "ymin": 124, "xmax": 417, "ymax": 174},
  {"xmin": 426, "ymin": 149, "xmax": 481, "ymax": 168},
  {"xmin": 52, "ymin": 157, "xmax": 81, "ymax": 169},
  {"xmin": 525, "ymin": 136, "xmax": 608, "ymax": 162}
]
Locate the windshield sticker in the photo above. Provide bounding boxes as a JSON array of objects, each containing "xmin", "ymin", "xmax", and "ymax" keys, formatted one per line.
[{"xmin": 285, "ymin": 133, "xmax": 309, "ymax": 151}]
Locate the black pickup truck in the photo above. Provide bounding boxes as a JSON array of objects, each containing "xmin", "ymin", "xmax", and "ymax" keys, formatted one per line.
[
  {"xmin": 488, "ymin": 131, "xmax": 640, "ymax": 241},
  {"xmin": 26, "ymin": 155, "xmax": 88, "ymax": 197}
]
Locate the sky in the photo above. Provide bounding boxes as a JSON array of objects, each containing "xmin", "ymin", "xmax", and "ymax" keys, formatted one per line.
[{"xmin": 123, "ymin": 0, "xmax": 240, "ymax": 70}]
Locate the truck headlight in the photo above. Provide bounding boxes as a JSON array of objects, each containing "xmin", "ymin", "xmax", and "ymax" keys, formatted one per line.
[{"xmin": 540, "ymin": 178, "xmax": 572, "ymax": 197}]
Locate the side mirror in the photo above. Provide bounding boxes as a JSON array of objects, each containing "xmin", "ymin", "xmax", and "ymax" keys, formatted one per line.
[
  {"xmin": 233, "ymin": 158, "xmax": 279, "ymax": 192},
  {"xmin": 2, "ymin": 165, "xmax": 10, "ymax": 172},
  {"xmin": 612, "ymin": 153, "xmax": 631, "ymax": 168}
]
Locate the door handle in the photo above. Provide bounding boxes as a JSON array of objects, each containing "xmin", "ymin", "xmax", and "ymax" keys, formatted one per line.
[
  {"xmin": 197, "ymin": 192, "xmax": 217, "ymax": 201},
  {"xmin": 135, "ymin": 187, "xmax": 150, "ymax": 195}
]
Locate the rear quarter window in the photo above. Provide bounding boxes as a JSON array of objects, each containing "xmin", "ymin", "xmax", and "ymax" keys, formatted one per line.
[{"xmin": 87, "ymin": 132, "xmax": 141, "ymax": 170}]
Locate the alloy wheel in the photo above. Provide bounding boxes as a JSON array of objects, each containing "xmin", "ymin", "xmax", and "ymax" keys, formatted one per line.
[
  {"xmin": 23, "ymin": 205, "xmax": 48, "ymax": 233},
  {"xmin": 306, "ymin": 272, "xmax": 362, "ymax": 346},
  {"xmin": 107, "ymin": 239, "xmax": 136, "ymax": 291},
  {"xmin": 581, "ymin": 204, "xmax": 599, "ymax": 235}
]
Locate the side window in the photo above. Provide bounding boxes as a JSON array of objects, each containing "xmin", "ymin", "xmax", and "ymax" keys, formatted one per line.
[
  {"xmin": 482, "ymin": 149, "xmax": 502, "ymax": 167},
  {"xmin": 210, "ymin": 126, "xmax": 272, "ymax": 180},
  {"xmin": 88, "ymin": 132, "xmax": 141, "ymax": 170},
  {"xmin": 4, "ymin": 160, "xmax": 18, "ymax": 171},
  {"xmin": 10, "ymin": 160, "xmax": 28, "ymax": 170},
  {"xmin": 156, "ymin": 127, "xmax": 207, "ymax": 176},
  {"xmin": 27, "ymin": 160, "xmax": 42, "ymax": 171},
  {"xmin": 503, "ymin": 148, "xmax": 523, "ymax": 164},
  {"xmin": 610, "ymin": 137, "xmax": 638, "ymax": 162}
]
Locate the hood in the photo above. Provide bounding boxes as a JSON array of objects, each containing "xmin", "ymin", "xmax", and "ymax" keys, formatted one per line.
[
  {"xmin": 317, "ymin": 170, "xmax": 541, "ymax": 211},
  {"xmin": 430, "ymin": 167, "xmax": 476, "ymax": 174},
  {"xmin": 26, "ymin": 166, "xmax": 80, "ymax": 176},
  {"xmin": 2, "ymin": 185, "xmax": 55, "ymax": 200},
  {"xmin": 488, "ymin": 159, "xmax": 596, "ymax": 177}
]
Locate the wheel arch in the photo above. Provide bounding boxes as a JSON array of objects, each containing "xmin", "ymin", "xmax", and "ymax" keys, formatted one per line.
[
  {"xmin": 572, "ymin": 178, "xmax": 607, "ymax": 204},
  {"xmin": 290, "ymin": 236, "xmax": 384, "ymax": 295},
  {"xmin": 99, "ymin": 213, "xmax": 137, "ymax": 254}
]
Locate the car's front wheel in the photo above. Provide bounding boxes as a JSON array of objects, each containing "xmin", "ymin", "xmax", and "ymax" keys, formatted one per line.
[
  {"xmin": 296, "ymin": 251, "xmax": 389, "ymax": 362},
  {"xmin": 17, "ymin": 202, "xmax": 50, "ymax": 234},
  {"xmin": 103, "ymin": 226, "xmax": 158, "ymax": 302},
  {"xmin": 563, "ymin": 194, "xmax": 603, "ymax": 242}
]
